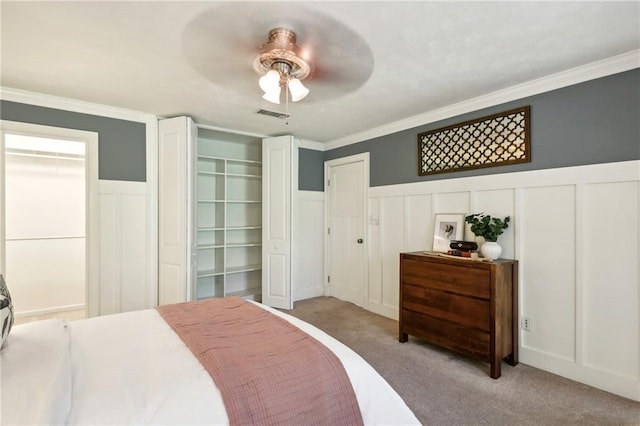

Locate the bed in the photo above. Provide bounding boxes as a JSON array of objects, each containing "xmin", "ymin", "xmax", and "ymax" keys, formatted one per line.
[{"xmin": 1, "ymin": 297, "xmax": 420, "ymax": 425}]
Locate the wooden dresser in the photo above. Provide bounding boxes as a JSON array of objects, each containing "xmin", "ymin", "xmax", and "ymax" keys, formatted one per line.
[{"xmin": 399, "ymin": 252, "xmax": 518, "ymax": 378}]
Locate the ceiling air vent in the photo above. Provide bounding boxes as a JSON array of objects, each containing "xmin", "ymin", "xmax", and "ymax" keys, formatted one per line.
[{"xmin": 256, "ymin": 109, "xmax": 290, "ymax": 119}]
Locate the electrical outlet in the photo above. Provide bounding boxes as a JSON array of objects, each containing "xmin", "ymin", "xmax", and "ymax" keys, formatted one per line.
[{"xmin": 521, "ymin": 317, "xmax": 532, "ymax": 332}]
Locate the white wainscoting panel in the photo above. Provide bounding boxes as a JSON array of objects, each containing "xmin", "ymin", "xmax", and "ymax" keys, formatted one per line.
[
  {"xmin": 99, "ymin": 192, "xmax": 119, "ymax": 314},
  {"xmin": 472, "ymin": 188, "xmax": 516, "ymax": 259},
  {"xmin": 367, "ymin": 197, "xmax": 383, "ymax": 310},
  {"xmin": 119, "ymin": 193, "xmax": 147, "ymax": 312},
  {"xmin": 367, "ymin": 160, "xmax": 639, "ymax": 401},
  {"xmin": 433, "ymin": 191, "xmax": 470, "ymax": 216},
  {"xmin": 293, "ymin": 191, "xmax": 325, "ymax": 301},
  {"xmin": 405, "ymin": 195, "xmax": 432, "ymax": 252},
  {"xmin": 582, "ymin": 182, "xmax": 639, "ymax": 378},
  {"xmin": 520, "ymin": 185, "xmax": 576, "ymax": 361},
  {"xmin": 99, "ymin": 180, "xmax": 150, "ymax": 315},
  {"xmin": 376, "ymin": 196, "xmax": 405, "ymax": 319}
]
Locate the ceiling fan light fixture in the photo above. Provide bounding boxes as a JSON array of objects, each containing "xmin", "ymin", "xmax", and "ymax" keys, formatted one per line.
[
  {"xmin": 254, "ymin": 28, "xmax": 311, "ymax": 105},
  {"xmin": 259, "ymin": 69, "xmax": 280, "ymax": 93},
  {"xmin": 288, "ymin": 78, "xmax": 309, "ymax": 102},
  {"xmin": 262, "ymin": 86, "xmax": 281, "ymax": 104}
]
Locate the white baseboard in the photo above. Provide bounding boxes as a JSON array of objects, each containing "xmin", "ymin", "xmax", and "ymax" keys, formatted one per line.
[
  {"xmin": 15, "ymin": 303, "xmax": 85, "ymax": 318},
  {"xmin": 520, "ymin": 347, "xmax": 640, "ymax": 402},
  {"xmin": 367, "ymin": 301, "xmax": 399, "ymax": 321},
  {"xmin": 293, "ymin": 287, "xmax": 324, "ymax": 302}
]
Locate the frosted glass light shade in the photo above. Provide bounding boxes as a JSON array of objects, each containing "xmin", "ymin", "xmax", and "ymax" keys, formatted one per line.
[
  {"xmin": 288, "ymin": 78, "xmax": 309, "ymax": 102},
  {"xmin": 259, "ymin": 70, "xmax": 280, "ymax": 92},
  {"xmin": 262, "ymin": 86, "xmax": 281, "ymax": 104}
]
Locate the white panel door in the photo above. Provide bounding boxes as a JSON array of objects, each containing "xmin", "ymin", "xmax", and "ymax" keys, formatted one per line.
[
  {"xmin": 262, "ymin": 136, "xmax": 294, "ymax": 309},
  {"xmin": 158, "ymin": 116, "xmax": 196, "ymax": 305},
  {"xmin": 326, "ymin": 154, "xmax": 368, "ymax": 307}
]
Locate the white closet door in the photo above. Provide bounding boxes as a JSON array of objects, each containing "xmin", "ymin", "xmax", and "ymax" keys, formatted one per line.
[
  {"xmin": 158, "ymin": 116, "xmax": 196, "ymax": 305},
  {"xmin": 262, "ymin": 136, "xmax": 295, "ymax": 309}
]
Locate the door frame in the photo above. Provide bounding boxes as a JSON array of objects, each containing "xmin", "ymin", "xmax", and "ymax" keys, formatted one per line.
[
  {"xmin": 0, "ymin": 120, "xmax": 99, "ymax": 317},
  {"xmin": 324, "ymin": 152, "xmax": 369, "ymax": 307}
]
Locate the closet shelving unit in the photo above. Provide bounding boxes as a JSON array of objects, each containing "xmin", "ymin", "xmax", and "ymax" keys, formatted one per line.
[{"xmin": 194, "ymin": 128, "xmax": 262, "ymax": 301}]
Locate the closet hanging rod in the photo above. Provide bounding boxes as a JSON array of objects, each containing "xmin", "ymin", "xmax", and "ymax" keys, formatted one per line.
[
  {"xmin": 5, "ymin": 151, "xmax": 85, "ymax": 161},
  {"xmin": 6, "ymin": 235, "xmax": 85, "ymax": 242}
]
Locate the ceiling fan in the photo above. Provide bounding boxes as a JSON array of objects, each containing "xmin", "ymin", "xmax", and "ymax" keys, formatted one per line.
[
  {"xmin": 253, "ymin": 27, "xmax": 311, "ymax": 104},
  {"xmin": 181, "ymin": 3, "xmax": 374, "ymax": 109}
]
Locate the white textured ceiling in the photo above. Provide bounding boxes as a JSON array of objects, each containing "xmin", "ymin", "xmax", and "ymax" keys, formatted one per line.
[{"xmin": 1, "ymin": 1, "xmax": 639, "ymax": 144}]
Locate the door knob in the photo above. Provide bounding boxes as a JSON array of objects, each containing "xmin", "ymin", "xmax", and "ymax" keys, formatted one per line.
[{"xmin": 357, "ymin": 238, "xmax": 363, "ymax": 244}]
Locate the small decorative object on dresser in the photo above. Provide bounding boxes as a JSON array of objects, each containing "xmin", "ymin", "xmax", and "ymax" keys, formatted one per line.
[
  {"xmin": 399, "ymin": 252, "xmax": 518, "ymax": 379},
  {"xmin": 447, "ymin": 240, "xmax": 479, "ymax": 258},
  {"xmin": 464, "ymin": 213, "xmax": 510, "ymax": 259},
  {"xmin": 432, "ymin": 213, "xmax": 465, "ymax": 252}
]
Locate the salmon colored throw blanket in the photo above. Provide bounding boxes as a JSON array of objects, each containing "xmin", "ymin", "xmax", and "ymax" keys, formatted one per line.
[{"xmin": 157, "ymin": 297, "xmax": 364, "ymax": 426}]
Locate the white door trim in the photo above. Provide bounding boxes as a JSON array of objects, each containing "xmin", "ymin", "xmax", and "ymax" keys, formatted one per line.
[
  {"xmin": 144, "ymin": 115, "xmax": 159, "ymax": 308},
  {"xmin": 0, "ymin": 120, "xmax": 99, "ymax": 317},
  {"xmin": 324, "ymin": 152, "xmax": 370, "ymax": 307}
]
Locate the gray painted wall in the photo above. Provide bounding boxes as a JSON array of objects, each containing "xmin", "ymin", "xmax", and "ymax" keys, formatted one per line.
[
  {"xmin": 325, "ymin": 69, "xmax": 640, "ymax": 187},
  {"xmin": 299, "ymin": 148, "xmax": 325, "ymax": 191},
  {"xmin": 5, "ymin": 69, "xmax": 636, "ymax": 186},
  {"xmin": 1, "ymin": 100, "xmax": 146, "ymax": 182}
]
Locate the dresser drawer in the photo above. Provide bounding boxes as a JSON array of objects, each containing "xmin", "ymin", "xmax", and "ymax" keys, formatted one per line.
[
  {"xmin": 402, "ymin": 309, "xmax": 490, "ymax": 360},
  {"xmin": 401, "ymin": 258, "xmax": 490, "ymax": 299},
  {"xmin": 402, "ymin": 284, "xmax": 490, "ymax": 331}
]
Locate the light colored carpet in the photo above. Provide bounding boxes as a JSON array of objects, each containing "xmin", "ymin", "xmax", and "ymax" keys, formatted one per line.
[{"xmin": 285, "ymin": 296, "xmax": 640, "ymax": 425}]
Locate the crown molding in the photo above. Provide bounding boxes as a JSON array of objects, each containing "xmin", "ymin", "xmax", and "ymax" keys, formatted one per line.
[
  {"xmin": 196, "ymin": 122, "xmax": 268, "ymax": 139},
  {"xmin": 325, "ymin": 49, "xmax": 640, "ymax": 150},
  {"xmin": 298, "ymin": 138, "xmax": 325, "ymax": 151},
  {"xmin": 0, "ymin": 87, "xmax": 154, "ymax": 123}
]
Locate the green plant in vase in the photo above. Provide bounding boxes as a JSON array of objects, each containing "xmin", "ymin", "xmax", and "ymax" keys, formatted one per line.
[{"xmin": 465, "ymin": 213, "xmax": 510, "ymax": 259}]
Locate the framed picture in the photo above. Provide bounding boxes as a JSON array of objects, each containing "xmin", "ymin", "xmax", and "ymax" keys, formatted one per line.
[{"xmin": 433, "ymin": 213, "xmax": 465, "ymax": 252}]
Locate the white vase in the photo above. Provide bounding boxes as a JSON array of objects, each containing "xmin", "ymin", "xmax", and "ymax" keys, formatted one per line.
[{"xmin": 480, "ymin": 241, "xmax": 502, "ymax": 260}]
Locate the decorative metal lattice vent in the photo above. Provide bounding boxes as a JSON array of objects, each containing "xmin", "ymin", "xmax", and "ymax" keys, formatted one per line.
[{"xmin": 418, "ymin": 106, "xmax": 530, "ymax": 175}]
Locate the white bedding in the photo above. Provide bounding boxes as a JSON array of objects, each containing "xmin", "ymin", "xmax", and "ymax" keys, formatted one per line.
[
  {"xmin": 1, "ymin": 302, "xmax": 419, "ymax": 425},
  {"xmin": 1, "ymin": 319, "xmax": 72, "ymax": 425}
]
